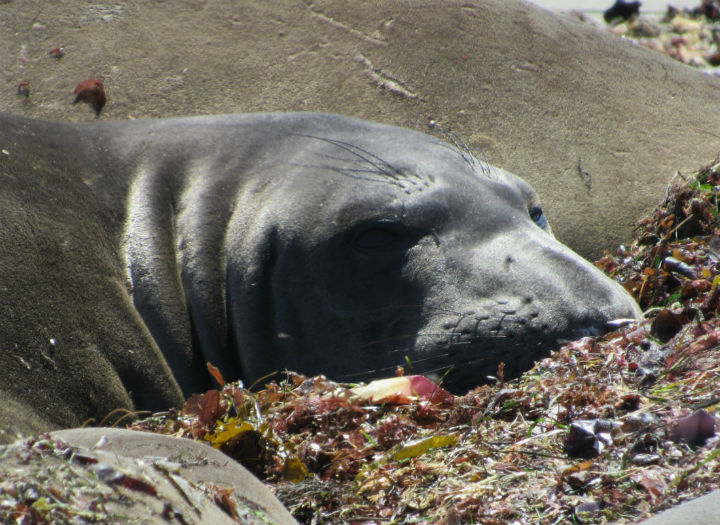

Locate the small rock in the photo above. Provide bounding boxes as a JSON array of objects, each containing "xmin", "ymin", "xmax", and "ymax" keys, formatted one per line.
[
  {"xmin": 16, "ymin": 81, "xmax": 29, "ymax": 97},
  {"xmin": 668, "ymin": 409, "xmax": 717, "ymax": 447},
  {"xmin": 631, "ymin": 17, "xmax": 662, "ymax": 38},
  {"xmin": 631, "ymin": 453, "xmax": 661, "ymax": 466},
  {"xmin": 604, "ymin": 0, "xmax": 641, "ymax": 24}
]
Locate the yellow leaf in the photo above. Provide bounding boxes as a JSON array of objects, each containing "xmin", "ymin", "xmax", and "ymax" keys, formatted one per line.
[
  {"xmin": 392, "ymin": 434, "xmax": 458, "ymax": 461},
  {"xmin": 31, "ymin": 497, "xmax": 53, "ymax": 512},
  {"xmin": 283, "ymin": 456, "xmax": 309, "ymax": 482},
  {"xmin": 672, "ymin": 249, "xmax": 687, "ymax": 262},
  {"xmin": 204, "ymin": 417, "xmax": 253, "ymax": 448}
]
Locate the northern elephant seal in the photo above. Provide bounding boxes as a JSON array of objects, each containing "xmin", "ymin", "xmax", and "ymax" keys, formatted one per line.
[
  {"xmin": 0, "ymin": 112, "xmax": 639, "ymax": 438},
  {"xmin": 4, "ymin": 0, "xmax": 720, "ymax": 260}
]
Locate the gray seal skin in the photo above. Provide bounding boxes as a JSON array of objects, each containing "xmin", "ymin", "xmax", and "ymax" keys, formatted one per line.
[{"xmin": 0, "ymin": 112, "xmax": 640, "ymax": 411}]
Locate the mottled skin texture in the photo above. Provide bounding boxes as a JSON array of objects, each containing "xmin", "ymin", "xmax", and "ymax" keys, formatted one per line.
[
  {"xmin": 48, "ymin": 428, "xmax": 298, "ymax": 524},
  {"xmin": 0, "ymin": 112, "xmax": 639, "ymax": 441}
]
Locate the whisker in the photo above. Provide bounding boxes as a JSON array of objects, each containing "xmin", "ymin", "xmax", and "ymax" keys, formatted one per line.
[
  {"xmin": 358, "ymin": 334, "xmax": 415, "ymax": 349},
  {"xmin": 290, "ymin": 161, "xmax": 406, "ymax": 188},
  {"xmin": 295, "ymin": 134, "xmax": 402, "ymax": 180},
  {"xmin": 294, "ymin": 134, "xmax": 433, "ymax": 190},
  {"xmin": 359, "ymin": 332, "xmax": 507, "ymax": 349},
  {"xmin": 306, "ymin": 154, "xmax": 398, "ymax": 178},
  {"xmin": 331, "ymin": 332, "xmax": 534, "ymax": 384},
  {"xmin": 430, "ymin": 124, "xmax": 499, "ymax": 180}
]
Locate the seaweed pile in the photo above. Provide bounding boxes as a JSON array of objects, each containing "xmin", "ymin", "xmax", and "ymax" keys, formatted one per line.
[
  {"xmin": 597, "ymin": 1, "xmax": 720, "ymax": 71},
  {"xmin": 126, "ymin": 160, "xmax": 720, "ymax": 523}
]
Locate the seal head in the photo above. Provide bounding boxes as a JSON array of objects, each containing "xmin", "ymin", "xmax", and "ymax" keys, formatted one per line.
[{"xmin": 109, "ymin": 114, "xmax": 639, "ymax": 393}]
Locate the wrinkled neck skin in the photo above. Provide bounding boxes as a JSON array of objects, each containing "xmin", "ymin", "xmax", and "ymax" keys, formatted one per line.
[{"xmin": 22, "ymin": 113, "xmax": 641, "ymax": 394}]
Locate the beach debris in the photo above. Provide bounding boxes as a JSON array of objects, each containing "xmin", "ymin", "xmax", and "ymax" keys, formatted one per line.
[
  {"xmin": 668, "ymin": 409, "xmax": 717, "ymax": 447},
  {"xmin": 604, "ymin": 0, "xmax": 641, "ymax": 23},
  {"xmin": 72, "ymin": 77, "xmax": 106, "ymax": 115},
  {"xmin": 16, "ymin": 81, "xmax": 29, "ymax": 97},
  {"xmin": 603, "ymin": 2, "xmax": 720, "ymax": 72},
  {"xmin": 351, "ymin": 375, "xmax": 454, "ymax": 404},
  {"xmin": 48, "ymin": 46, "xmax": 65, "ymax": 58}
]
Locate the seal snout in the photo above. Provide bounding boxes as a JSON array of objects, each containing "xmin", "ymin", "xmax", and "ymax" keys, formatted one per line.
[
  {"xmin": 424, "ymin": 234, "xmax": 643, "ymax": 392},
  {"xmin": 554, "ymin": 260, "xmax": 642, "ymax": 341}
]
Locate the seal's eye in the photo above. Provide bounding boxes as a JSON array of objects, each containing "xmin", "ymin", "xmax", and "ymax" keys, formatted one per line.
[
  {"xmin": 529, "ymin": 206, "xmax": 548, "ymax": 229},
  {"xmin": 352, "ymin": 222, "xmax": 407, "ymax": 253},
  {"xmin": 354, "ymin": 228, "xmax": 400, "ymax": 251}
]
